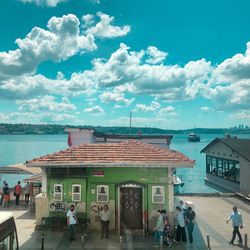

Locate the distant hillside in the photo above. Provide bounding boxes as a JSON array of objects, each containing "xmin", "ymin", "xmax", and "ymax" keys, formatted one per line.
[{"xmin": 0, "ymin": 123, "xmax": 249, "ymax": 135}]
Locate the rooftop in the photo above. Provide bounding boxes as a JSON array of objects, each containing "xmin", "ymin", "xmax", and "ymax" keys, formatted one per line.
[
  {"xmin": 23, "ymin": 174, "xmax": 42, "ymax": 183},
  {"xmin": 26, "ymin": 140, "xmax": 194, "ymax": 168},
  {"xmin": 201, "ymin": 138, "xmax": 250, "ymax": 161}
]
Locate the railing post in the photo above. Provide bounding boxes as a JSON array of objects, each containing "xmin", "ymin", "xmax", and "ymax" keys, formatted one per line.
[
  {"xmin": 41, "ymin": 235, "xmax": 45, "ymax": 250},
  {"xmin": 120, "ymin": 236, "xmax": 123, "ymax": 249},
  {"xmin": 160, "ymin": 235, "xmax": 163, "ymax": 249},
  {"xmin": 206, "ymin": 234, "xmax": 211, "ymax": 249},
  {"xmin": 81, "ymin": 235, "xmax": 85, "ymax": 249},
  {"xmin": 244, "ymin": 233, "xmax": 248, "ymax": 248}
]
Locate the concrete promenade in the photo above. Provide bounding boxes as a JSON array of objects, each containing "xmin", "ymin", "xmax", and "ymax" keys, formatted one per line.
[{"xmin": 1, "ymin": 196, "xmax": 249, "ymax": 249}]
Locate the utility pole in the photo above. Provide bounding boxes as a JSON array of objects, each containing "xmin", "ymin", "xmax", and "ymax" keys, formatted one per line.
[{"xmin": 129, "ymin": 111, "xmax": 132, "ymax": 134}]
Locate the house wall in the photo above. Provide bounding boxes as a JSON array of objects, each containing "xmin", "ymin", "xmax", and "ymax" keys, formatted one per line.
[
  {"xmin": 239, "ymin": 158, "xmax": 250, "ymax": 194},
  {"xmin": 48, "ymin": 177, "xmax": 87, "ymax": 213},
  {"xmin": 46, "ymin": 167, "xmax": 171, "ymax": 231},
  {"xmin": 203, "ymin": 140, "xmax": 250, "ymax": 194}
]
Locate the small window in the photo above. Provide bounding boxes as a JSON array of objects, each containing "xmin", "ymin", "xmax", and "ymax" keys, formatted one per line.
[
  {"xmin": 72, "ymin": 184, "xmax": 81, "ymax": 202},
  {"xmin": 152, "ymin": 186, "xmax": 165, "ymax": 204},
  {"xmin": 54, "ymin": 184, "xmax": 63, "ymax": 201},
  {"xmin": 97, "ymin": 185, "xmax": 109, "ymax": 202}
]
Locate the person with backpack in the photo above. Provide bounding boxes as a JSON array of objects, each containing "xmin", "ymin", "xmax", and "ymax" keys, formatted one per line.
[
  {"xmin": 185, "ymin": 207, "xmax": 196, "ymax": 243},
  {"xmin": 3, "ymin": 183, "xmax": 10, "ymax": 207},
  {"xmin": 14, "ymin": 181, "xmax": 22, "ymax": 206}
]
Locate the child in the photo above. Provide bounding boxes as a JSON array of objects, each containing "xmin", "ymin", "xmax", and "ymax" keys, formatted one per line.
[{"xmin": 163, "ymin": 211, "xmax": 172, "ymax": 247}]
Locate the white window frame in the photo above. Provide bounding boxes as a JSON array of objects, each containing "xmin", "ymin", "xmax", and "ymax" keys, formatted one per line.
[
  {"xmin": 54, "ymin": 184, "xmax": 63, "ymax": 201},
  {"xmin": 96, "ymin": 185, "xmax": 109, "ymax": 203},
  {"xmin": 72, "ymin": 184, "xmax": 81, "ymax": 202},
  {"xmin": 152, "ymin": 186, "xmax": 165, "ymax": 204}
]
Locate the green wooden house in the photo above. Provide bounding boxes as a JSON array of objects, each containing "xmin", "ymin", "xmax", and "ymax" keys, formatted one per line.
[{"xmin": 27, "ymin": 140, "xmax": 194, "ymax": 234}]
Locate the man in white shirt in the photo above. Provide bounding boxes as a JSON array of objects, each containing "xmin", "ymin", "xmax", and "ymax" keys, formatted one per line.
[
  {"xmin": 174, "ymin": 206, "xmax": 187, "ymax": 243},
  {"xmin": 226, "ymin": 206, "xmax": 243, "ymax": 245},
  {"xmin": 67, "ymin": 205, "xmax": 77, "ymax": 241}
]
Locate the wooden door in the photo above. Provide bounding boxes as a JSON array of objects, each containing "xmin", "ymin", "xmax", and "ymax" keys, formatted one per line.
[{"xmin": 120, "ymin": 187, "xmax": 143, "ymax": 229}]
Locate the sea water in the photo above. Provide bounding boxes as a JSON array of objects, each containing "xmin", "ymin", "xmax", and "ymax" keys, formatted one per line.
[{"xmin": 0, "ymin": 133, "xmax": 249, "ymax": 193}]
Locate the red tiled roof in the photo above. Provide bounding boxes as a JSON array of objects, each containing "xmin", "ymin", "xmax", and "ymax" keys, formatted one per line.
[
  {"xmin": 23, "ymin": 174, "xmax": 42, "ymax": 183},
  {"xmin": 26, "ymin": 140, "xmax": 194, "ymax": 168}
]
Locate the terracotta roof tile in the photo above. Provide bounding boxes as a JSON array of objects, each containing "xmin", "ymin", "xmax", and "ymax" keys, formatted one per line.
[{"xmin": 26, "ymin": 140, "xmax": 194, "ymax": 167}]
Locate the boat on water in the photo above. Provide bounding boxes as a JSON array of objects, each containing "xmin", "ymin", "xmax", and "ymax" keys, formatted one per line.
[{"xmin": 188, "ymin": 133, "xmax": 200, "ymax": 142}]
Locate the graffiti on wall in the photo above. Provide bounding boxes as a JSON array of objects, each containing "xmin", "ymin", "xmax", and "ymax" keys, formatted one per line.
[
  {"xmin": 91, "ymin": 204, "xmax": 104, "ymax": 222},
  {"xmin": 50, "ymin": 202, "xmax": 66, "ymax": 211}
]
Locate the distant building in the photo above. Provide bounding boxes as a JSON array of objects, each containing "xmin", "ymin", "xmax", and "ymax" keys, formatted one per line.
[
  {"xmin": 26, "ymin": 140, "xmax": 194, "ymax": 234},
  {"xmin": 65, "ymin": 128, "xmax": 173, "ymax": 148},
  {"xmin": 201, "ymin": 137, "xmax": 250, "ymax": 195}
]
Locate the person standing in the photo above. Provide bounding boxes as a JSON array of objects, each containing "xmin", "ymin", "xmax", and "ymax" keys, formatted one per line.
[
  {"xmin": 3, "ymin": 183, "xmax": 10, "ymax": 207},
  {"xmin": 179, "ymin": 200, "xmax": 186, "ymax": 212},
  {"xmin": 174, "ymin": 206, "xmax": 187, "ymax": 243},
  {"xmin": 226, "ymin": 206, "xmax": 243, "ymax": 245},
  {"xmin": 100, "ymin": 205, "xmax": 110, "ymax": 239},
  {"xmin": 153, "ymin": 210, "xmax": 164, "ymax": 247},
  {"xmin": 67, "ymin": 205, "xmax": 77, "ymax": 241},
  {"xmin": 0, "ymin": 181, "xmax": 6, "ymax": 205},
  {"xmin": 185, "ymin": 207, "xmax": 196, "ymax": 243},
  {"xmin": 14, "ymin": 181, "xmax": 22, "ymax": 206},
  {"xmin": 24, "ymin": 183, "xmax": 30, "ymax": 206}
]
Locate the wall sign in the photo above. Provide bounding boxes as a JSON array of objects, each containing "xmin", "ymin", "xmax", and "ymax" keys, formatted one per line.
[{"xmin": 92, "ymin": 171, "xmax": 104, "ymax": 177}]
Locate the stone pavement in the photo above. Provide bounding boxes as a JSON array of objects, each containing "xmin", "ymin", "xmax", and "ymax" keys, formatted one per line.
[{"xmin": 0, "ymin": 196, "xmax": 249, "ymax": 249}]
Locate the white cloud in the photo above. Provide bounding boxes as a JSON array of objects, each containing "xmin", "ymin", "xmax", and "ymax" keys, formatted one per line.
[
  {"xmin": 151, "ymin": 101, "xmax": 161, "ymax": 109},
  {"xmin": 87, "ymin": 43, "xmax": 212, "ymax": 102},
  {"xmin": 230, "ymin": 110, "xmax": 250, "ymax": 120},
  {"xmin": 212, "ymin": 42, "xmax": 250, "ymax": 84},
  {"xmin": 99, "ymin": 92, "xmax": 134, "ymax": 106},
  {"xmin": 18, "ymin": 0, "xmax": 101, "ymax": 7},
  {"xmin": 84, "ymin": 105, "xmax": 104, "ymax": 114},
  {"xmin": 82, "ymin": 14, "xmax": 95, "ymax": 29},
  {"xmin": 2, "ymin": 36, "xmax": 250, "ymax": 119},
  {"xmin": 0, "ymin": 14, "xmax": 96, "ymax": 81},
  {"xmin": 146, "ymin": 46, "xmax": 167, "ymax": 64},
  {"xmin": 135, "ymin": 101, "xmax": 161, "ymax": 112},
  {"xmin": 157, "ymin": 106, "xmax": 177, "ymax": 117},
  {"xmin": 18, "ymin": 0, "xmax": 67, "ymax": 7},
  {"xmin": 0, "ymin": 43, "xmax": 212, "ymax": 101},
  {"xmin": 85, "ymin": 12, "xmax": 131, "ymax": 38},
  {"xmin": 0, "ymin": 72, "xmax": 95, "ymax": 99},
  {"xmin": 106, "ymin": 116, "xmax": 179, "ymax": 128},
  {"xmin": 17, "ymin": 95, "xmax": 76, "ymax": 112},
  {"xmin": 200, "ymin": 106, "xmax": 211, "ymax": 113},
  {"xmin": 0, "ymin": 111, "xmax": 78, "ymax": 124}
]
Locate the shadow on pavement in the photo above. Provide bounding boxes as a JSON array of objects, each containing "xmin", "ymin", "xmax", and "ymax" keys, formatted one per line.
[{"xmin": 16, "ymin": 210, "xmax": 35, "ymax": 220}]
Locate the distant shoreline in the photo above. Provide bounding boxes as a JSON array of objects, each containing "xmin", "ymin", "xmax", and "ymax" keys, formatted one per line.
[{"xmin": 0, "ymin": 123, "xmax": 249, "ymax": 135}]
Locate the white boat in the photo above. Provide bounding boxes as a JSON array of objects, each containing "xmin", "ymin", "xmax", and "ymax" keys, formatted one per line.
[{"xmin": 188, "ymin": 133, "xmax": 200, "ymax": 142}]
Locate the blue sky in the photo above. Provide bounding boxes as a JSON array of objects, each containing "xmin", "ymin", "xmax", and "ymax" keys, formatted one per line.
[{"xmin": 0, "ymin": 0, "xmax": 250, "ymax": 129}]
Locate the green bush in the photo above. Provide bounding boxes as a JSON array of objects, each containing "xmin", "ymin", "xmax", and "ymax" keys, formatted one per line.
[{"xmin": 42, "ymin": 212, "xmax": 89, "ymax": 230}]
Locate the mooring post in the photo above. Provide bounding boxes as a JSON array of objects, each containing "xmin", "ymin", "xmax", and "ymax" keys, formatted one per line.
[
  {"xmin": 81, "ymin": 235, "xmax": 85, "ymax": 249},
  {"xmin": 206, "ymin": 234, "xmax": 211, "ymax": 249},
  {"xmin": 41, "ymin": 235, "xmax": 45, "ymax": 250},
  {"xmin": 120, "ymin": 236, "xmax": 123, "ymax": 249},
  {"xmin": 160, "ymin": 235, "xmax": 163, "ymax": 249},
  {"xmin": 244, "ymin": 233, "xmax": 248, "ymax": 248}
]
